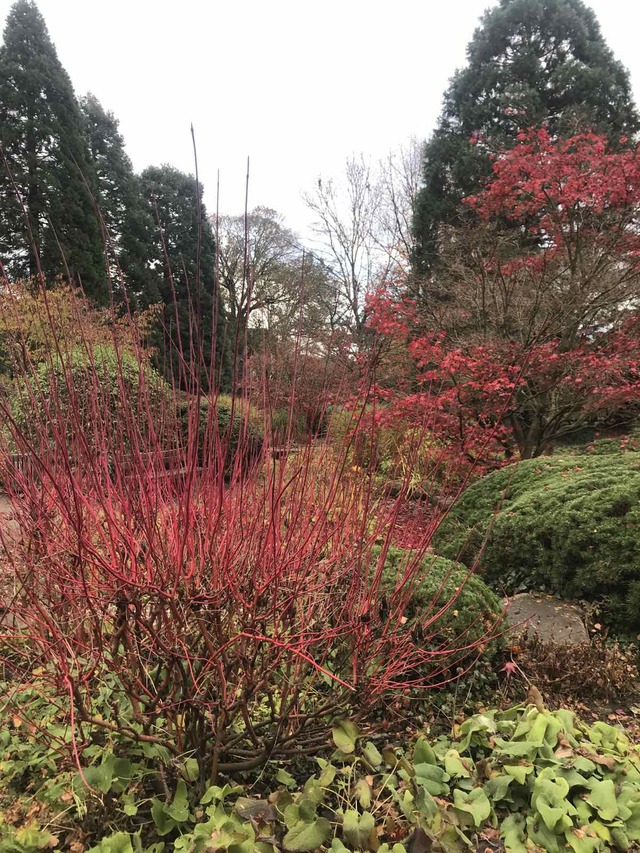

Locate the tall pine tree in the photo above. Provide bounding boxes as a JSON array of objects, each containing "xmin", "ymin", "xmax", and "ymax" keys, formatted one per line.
[
  {"xmin": 0, "ymin": 1, "xmax": 107, "ymax": 300},
  {"xmin": 139, "ymin": 165, "xmax": 230, "ymax": 391},
  {"xmin": 413, "ymin": 0, "xmax": 640, "ymax": 277}
]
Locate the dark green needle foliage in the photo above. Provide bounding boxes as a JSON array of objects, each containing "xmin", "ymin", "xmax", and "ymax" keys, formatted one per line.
[
  {"xmin": 139, "ymin": 165, "xmax": 230, "ymax": 391},
  {"xmin": 0, "ymin": 0, "xmax": 107, "ymax": 300}
]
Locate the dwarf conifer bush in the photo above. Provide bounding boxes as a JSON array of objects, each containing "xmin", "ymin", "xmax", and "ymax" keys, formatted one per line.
[
  {"xmin": 434, "ymin": 454, "xmax": 640, "ymax": 634},
  {"xmin": 380, "ymin": 547, "xmax": 502, "ymax": 659},
  {"xmin": 177, "ymin": 393, "xmax": 264, "ymax": 471}
]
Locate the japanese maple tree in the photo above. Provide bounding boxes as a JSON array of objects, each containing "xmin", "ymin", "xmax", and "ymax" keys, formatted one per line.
[{"xmin": 368, "ymin": 129, "xmax": 640, "ymax": 461}]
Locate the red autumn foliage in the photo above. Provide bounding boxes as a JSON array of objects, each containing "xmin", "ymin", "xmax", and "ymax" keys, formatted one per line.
[
  {"xmin": 466, "ymin": 128, "xmax": 640, "ymax": 247},
  {"xmin": 366, "ymin": 129, "xmax": 640, "ymax": 462}
]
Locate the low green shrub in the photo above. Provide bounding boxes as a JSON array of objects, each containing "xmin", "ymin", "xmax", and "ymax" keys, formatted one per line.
[
  {"xmin": 7, "ymin": 344, "xmax": 170, "ymax": 469},
  {"xmin": 433, "ymin": 454, "xmax": 640, "ymax": 635},
  {"xmin": 379, "ymin": 547, "xmax": 503, "ymax": 659},
  {"xmin": 177, "ymin": 393, "xmax": 264, "ymax": 469},
  {"xmin": 326, "ymin": 408, "xmax": 459, "ymax": 495}
]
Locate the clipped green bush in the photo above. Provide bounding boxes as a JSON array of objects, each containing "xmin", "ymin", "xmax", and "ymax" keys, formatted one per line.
[
  {"xmin": 433, "ymin": 454, "xmax": 640, "ymax": 634},
  {"xmin": 9, "ymin": 344, "xmax": 170, "ymax": 459},
  {"xmin": 178, "ymin": 393, "xmax": 264, "ymax": 469},
  {"xmin": 379, "ymin": 546, "xmax": 502, "ymax": 657}
]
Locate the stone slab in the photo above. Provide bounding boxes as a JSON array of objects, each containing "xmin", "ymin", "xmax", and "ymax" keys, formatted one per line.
[{"xmin": 503, "ymin": 592, "xmax": 589, "ymax": 645}]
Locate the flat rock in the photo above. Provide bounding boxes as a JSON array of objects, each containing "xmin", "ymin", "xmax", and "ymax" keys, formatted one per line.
[{"xmin": 503, "ymin": 592, "xmax": 589, "ymax": 645}]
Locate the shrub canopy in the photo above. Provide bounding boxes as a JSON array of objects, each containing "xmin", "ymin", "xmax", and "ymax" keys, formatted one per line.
[{"xmin": 434, "ymin": 453, "xmax": 640, "ymax": 634}]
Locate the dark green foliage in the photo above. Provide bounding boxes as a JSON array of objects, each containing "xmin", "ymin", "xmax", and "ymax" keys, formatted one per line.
[
  {"xmin": 433, "ymin": 454, "xmax": 640, "ymax": 634},
  {"xmin": 380, "ymin": 546, "xmax": 502, "ymax": 656},
  {"xmin": 138, "ymin": 165, "xmax": 230, "ymax": 391},
  {"xmin": 413, "ymin": 0, "xmax": 640, "ymax": 275},
  {"xmin": 79, "ymin": 94, "xmax": 154, "ymax": 304},
  {"xmin": 178, "ymin": 394, "xmax": 264, "ymax": 470},
  {"xmin": 0, "ymin": 1, "xmax": 107, "ymax": 299},
  {"xmin": 11, "ymin": 344, "xmax": 170, "ymax": 458}
]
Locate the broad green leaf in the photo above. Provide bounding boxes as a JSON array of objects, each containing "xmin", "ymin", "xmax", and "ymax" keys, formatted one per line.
[
  {"xmin": 492, "ymin": 738, "xmax": 537, "ymax": 759},
  {"xmin": 564, "ymin": 828, "xmax": 602, "ymax": 853},
  {"xmin": 528, "ymin": 711, "xmax": 551, "ymax": 746},
  {"xmin": 551, "ymin": 766, "xmax": 592, "ymax": 791},
  {"xmin": 196, "ymin": 821, "xmax": 249, "ymax": 851},
  {"xmin": 500, "ymin": 813, "xmax": 526, "ymax": 853},
  {"xmin": 415, "ymin": 786, "xmax": 438, "ymax": 823},
  {"xmin": 83, "ymin": 760, "xmax": 115, "ymax": 794},
  {"xmin": 618, "ymin": 784, "xmax": 640, "ymax": 839},
  {"xmin": 485, "ymin": 772, "xmax": 513, "ymax": 803},
  {"xmin": 343, "ymin": 810, "xmax": 376, "ymax": 850},
  {"xmin": 165, "ymin": 779, "xmax": 190, "ymax": 823},
  {"xmin": 444, "ymin": 749, "xmax": 472, "ymax": 778},
  {"xmin": 413, "ymin": 737, "xmax": 437, "ymax": 765},
  {"xmin": 283, "ymin": 817, "xmax": 331, "ymax": 852},
  {"xmin": 276, "ymin": 768, "xmax": 297, "ymax": 787},
  {"xmin": 122, "ymin": 793, "xmax": 139, "ymax": 817},
  {"xmin": 504, "ymin": 764, "xmax": 534, "ymax": 785},
  {"xmin": 302, "ymin": 774, "xmax": 328, "ymax": 805},
  {"xmin": 333, "ymin": 720, "xmax": 360, "ymax": 754},
  {"xmin": 201, "ymin": 784, "xmax": 243, "ymax": 805},
  {"xmin": 573, "ymin": 757, "xmax": 597, "ymax": 774},
  {"xmin": 586, "ymin": 778, "xmax": 619, "ymax": 821},
  {"xmin": 532, "ymin": 777, "xmax": 574, "ymax": 831},
  {"xmin": 414, "ymin": 762, "xmax": 449, "ymax": 796},
  {"xmin": 526, "ymin": 814, "xmax": 562, "ymax": 853},
  {"xmin": 283, "ymin": 800, "xmax": 319, "ymax": 829},
  {"xmin": 456, "ymin": 714, "xmax": 496, "ymax": 751},
  {"xmin": 151, "ymin": 799, "xmax": 177, "ymax": 836},
  {"xmin": 398, "ymin": 788, "xmax": 415, "ymax": 821},
  {"xmin": 453, "ymin": 787, "xmax": 492, "ymax": 826},
  {"xmin": 611, "ymin": 827, "xmax": 631, "ymax": 849},
  {"xmin": 317, "ymin": 763, "xmax": 337, "ymax": 788},
  {"xmin": 590, "ymin": 820, "xmax": 612, "ymax": 843},
  {"xmin": 181, "ymin": 758, "xmax": 200, "ymax": 782},
  {"xmin": 362, "ymin": 741, "xmax": 383, "ymax": 768},
  {"xmin": 87, "ymin": 832, "xmax": 134, "ymax": 853},
  {"xmin": 14, "ymin": 825, "xmax": 60, "ymax": 850},
  {"xmin": 574, "ymin": 797, "xmax": 594, "ymax": 826}
]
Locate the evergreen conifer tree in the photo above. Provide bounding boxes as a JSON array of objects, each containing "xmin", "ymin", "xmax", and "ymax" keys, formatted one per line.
[
  {"xmin": 139, "ymin": 165, "xmax": 230, "ymax": 390},
  {"xmin": 0, "ymin": 1, "xmax": 107, "ymax": 300},
  {"xmin": 80, "ymin": 93, "xmax": 155, "ymax": 304}
]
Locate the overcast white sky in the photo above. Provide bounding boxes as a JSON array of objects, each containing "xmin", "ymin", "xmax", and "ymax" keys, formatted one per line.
[{"xmin": 1, "ymin": 0, "xmax": 639, "ymax": 237}]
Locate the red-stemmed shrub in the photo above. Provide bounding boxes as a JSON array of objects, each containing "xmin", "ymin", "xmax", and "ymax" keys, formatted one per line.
[{"xmin": 0, "ymin": 277, "xmax": 499, "ymax": 790}]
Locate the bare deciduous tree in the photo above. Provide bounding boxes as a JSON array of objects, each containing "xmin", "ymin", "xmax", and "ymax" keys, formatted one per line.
[
  {"xmin": 303, "ymin": 142, "xmax": 424, "ymax": 338},
  {"xmin": 215, "ymin": 206, "xmax": 337, "ymax": 348}
]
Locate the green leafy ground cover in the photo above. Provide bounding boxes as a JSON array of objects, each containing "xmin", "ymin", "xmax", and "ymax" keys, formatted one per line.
[{"xmin": 2, "ymin": 678, "xmax": 640, "ymax": 852}]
